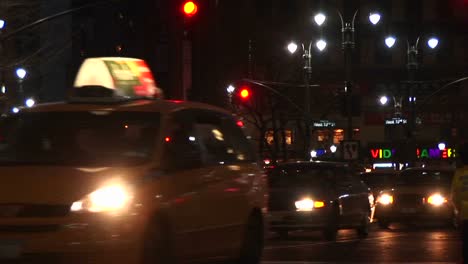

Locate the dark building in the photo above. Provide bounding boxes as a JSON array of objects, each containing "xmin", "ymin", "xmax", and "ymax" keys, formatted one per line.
[{"xmin": 2, "ymin": 0, "xmax": 468, "ymax": 164}]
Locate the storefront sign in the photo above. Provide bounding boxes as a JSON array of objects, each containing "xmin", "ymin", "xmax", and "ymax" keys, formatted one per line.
[
  {"xmin": 370, "ymin": 148, "xmax": 395, "ymax": 159},
  {"xmin": 416, "ymin": 148, "xmax": 456, "ymax": 159},
  {"xmin": 370, "ymin": 147, "xmax": 456, "ymax": 160}
]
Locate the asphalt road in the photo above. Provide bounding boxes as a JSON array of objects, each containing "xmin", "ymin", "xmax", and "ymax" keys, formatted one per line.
[{"xmin": 262, "ymin": 223, "xmax": 463, "ymax": 264}]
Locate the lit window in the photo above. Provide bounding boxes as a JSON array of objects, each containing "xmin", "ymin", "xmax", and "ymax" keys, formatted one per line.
[
  {"xmin": 317, "ymin": 130, "xmax": 330, "ymax": 142},
  {"xmin": 284, "ymin": 130, "xmax": 292, "ymax": 145},
  {"xmin": 333, "ymin": 129, "xmax": 344, "ymax": 144},
  {"xmin": 265, "ymin": 130, "xmax": 274, "ymax": 145}
]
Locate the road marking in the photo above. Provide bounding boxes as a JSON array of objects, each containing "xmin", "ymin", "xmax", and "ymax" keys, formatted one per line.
[{"xmin": 264, "ymin": 233, "xmax": 409, "ymax": 250}]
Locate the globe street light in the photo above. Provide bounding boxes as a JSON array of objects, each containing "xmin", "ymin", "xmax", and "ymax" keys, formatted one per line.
[
  {"xmin": 0, "ymin": 19, "xmax": 5, "ymax": 30},
  {"xmin": 314, "ymin": 9, "xmax": 381, "ymax": 141},
  {"xmin": 16, "ymin": 67, "xmax": 27, "ymax": 101},
  {"xmin": 427, "ymin": 37, "xmax": 439, "ymax": 49},
  {"xmin": 438, "ymin": 142, "xmax": 446, "ymax": 151},
  {"xmin": 379, "ymin": 96, "xmax": 389, "ymax": 105},
  {"xmin": 369, "ymin": 13, "xmax": 381, "ymax": 25},
  {"xmin": 313, "ymin": 13, "xmax": 326, "ymax": 26},
  {"xmin": 316, "ymin": 39, "xmax": 327, "ymax": 52},
  {"xmin": 385, "ymin": 36, "xmax": 396, "ymax": 48},
  {"xmin": 287, "ymin": 42, "xmax": 298, "ymax": 54},
  {"xmin": 25, "ymin": 98, "xmax": 35, "ymax": 108}
]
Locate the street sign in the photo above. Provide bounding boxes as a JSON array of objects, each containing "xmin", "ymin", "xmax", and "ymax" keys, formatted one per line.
[
  {"xmin": 342, "ymin": 140, "xmax": 360, "ymax": 160},
  {"xmin": 313, "ymin": 120, "xmax": 336, "ymax": 128}
]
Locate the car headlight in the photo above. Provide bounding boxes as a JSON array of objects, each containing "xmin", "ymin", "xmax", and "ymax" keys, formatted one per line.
[
  {"xmin": 295, "ymin": 198, "xmax": 325, "ymax": 211},
  {"xmin": 71, "ymin": 184, "xmax": 132, "ymax": 213},
  {"xmin": 427, "ymin": 193, "xmax": 446, "ymax": 206},
  {"xmin": 377, "ymin": 194, "xmax": 394, "ymax": 205}
]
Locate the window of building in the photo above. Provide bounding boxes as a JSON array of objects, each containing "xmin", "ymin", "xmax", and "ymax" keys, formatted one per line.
[
  {"xmin": 317, "ymin": 130, "xmax": 330, "ymax": 142},
  {"xmin": 265, "ymin": 130, "xmax": 274, "ymax": 145},
  {"xmin": 333, "ymin": 129, "xmax": 344, "ymax": 144},
  {"xmin": 265, "ymin": 130, "xmax": 293, "ymax": 145}
]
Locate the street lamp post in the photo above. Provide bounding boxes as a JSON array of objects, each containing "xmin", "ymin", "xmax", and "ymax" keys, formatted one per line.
[
  {"xmin": 288, "ymin": 40, "xmax": 326, "ymax": 160},
  {"xmin": 15, "ymin": 68, "xmax": 27, "ymax": 102},
  {"xmin": 384, "ymin": 35, "xmax": 439, "ymax": 137},
  {"xmin": 0, "ymin": 19, "xmax": 5, "ymax": 95},
  {"xmin": 314, "ymin": 11, "xmax": 381, "ymax": 140}
]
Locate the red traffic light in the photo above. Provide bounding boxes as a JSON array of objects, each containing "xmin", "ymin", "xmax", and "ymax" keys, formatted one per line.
[
  {"xmin": 183, "ymin": 1, "xmax": 198, "ymax": 16},
  {"xmin": 239, "ymin": 87, "xmax": 250, "ymax": 99}
]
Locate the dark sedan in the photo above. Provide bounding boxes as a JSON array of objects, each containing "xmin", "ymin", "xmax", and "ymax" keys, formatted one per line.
[
  {"xmin": 266, "ymin": 161, "xmax": 373, "ymax": 240},
  {"xmin": 374, "ymin": 167, "xmax": 456, "ymax": 228}
]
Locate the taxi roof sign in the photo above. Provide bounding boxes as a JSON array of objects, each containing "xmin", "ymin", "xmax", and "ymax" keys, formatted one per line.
[{"xmin": 73, "ymin": 57, "xmax": 163, "ymax": 99}]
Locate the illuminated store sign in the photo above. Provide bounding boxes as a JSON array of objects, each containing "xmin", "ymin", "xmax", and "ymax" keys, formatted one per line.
[{"xmin": 370, "ymin": 147, "xmax": 456, "ymax": 160}]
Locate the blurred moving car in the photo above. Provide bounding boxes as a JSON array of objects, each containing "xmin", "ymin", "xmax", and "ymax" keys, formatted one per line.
[
  {"xmin": 267, "ymin": 161, "xmax": 373, "ymax": 240},
  {"xmin": 0, "ymin": 58, "xmax": 267, "ymax": 263},
  {"xmin": 374, "ymin": 167, "xmax": 455, "ymax": 229}
]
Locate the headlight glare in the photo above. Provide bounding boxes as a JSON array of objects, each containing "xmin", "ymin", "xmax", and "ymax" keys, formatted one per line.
[
  {"xmin": 427, "ymin": 193, "xmax": 446, "ymax": 206},
  {"xmin": 295, "ymin": 198, "xmax": 325, "ymax": 211},
  {"xmin": 295, "ymin": 198, "xmax": 314, "ymax": 211},
  {"xmin": 378, "ymin": 194, "xmax": 394, "ymax": 205},
  {"xmin": 71, "ymin": 184, "xmax": 131, "ymax": 213}
]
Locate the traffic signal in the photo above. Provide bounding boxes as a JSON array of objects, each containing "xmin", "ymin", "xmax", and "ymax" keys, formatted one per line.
[
  {"xmin": 182, "ymin": 1, "xmax": 198, "ymax": 17},
  {"xmin": 239, "ymin": 86, "xmax": 251, "ymax": 101}
]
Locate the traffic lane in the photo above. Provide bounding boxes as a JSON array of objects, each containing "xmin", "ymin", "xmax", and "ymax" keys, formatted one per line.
[{"xmin": 263, "ymin": 224, "xmax": 462, "ymax": 263}]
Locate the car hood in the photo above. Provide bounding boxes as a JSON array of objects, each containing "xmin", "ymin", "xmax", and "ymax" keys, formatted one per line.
[
  {"xmin": 0, "ymin": 165, "xmax": 149, "ymax": 204},
  {"xmin": 381, "ymin": 185, "xmax": 451, "ymax": 196},
  {"xmin": 269, "ymin": 186, "xmax": 329, "ymax": 199}
]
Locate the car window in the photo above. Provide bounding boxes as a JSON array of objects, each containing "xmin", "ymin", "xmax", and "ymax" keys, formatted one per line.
[
  {"xmin": 395, "ymin": 170, "xmax": 454, "ymax": 186},
  {"xmin": 193, "ymin": 110, "xmax": 255, "ymax": 165},
  {"xmin": 162, "ymin": 110, "xmax": 202, "ymax": 171},
  {"xmin": 268, "ymin": 165, "xmax": 335, "ymax": 188},
  {"xmin": 360, "ymin": 172, "xmax": 395, "ymax": 187},
  {"xmin": 0, "ymin": 111, "xmax": 159, "ymax": 166}
]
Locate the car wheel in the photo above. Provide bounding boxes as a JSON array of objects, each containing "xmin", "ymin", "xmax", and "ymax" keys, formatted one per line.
[
  {"xmin": 378, "ymin": 219, "xmax": 390, "ymax": 229},
  {"xmin": 142, "ymin": 216, "xmax": 175, "ymax": 264},
  {"xmin": 238, "ymin": 211, "xmax": 264, "ymax": 264},
  {"xmin": 356, "ymin": 213, "xmax": 370, "ymax": 238}
]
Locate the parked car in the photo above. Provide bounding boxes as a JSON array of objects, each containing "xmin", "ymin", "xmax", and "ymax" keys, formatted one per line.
[
  {"xmin": 374, "ymin": 167, "xmax": 456, "ymax": 229},
  {"xmin": 266, "ymin": 161, "xmax": 373, "ymax": 240}
]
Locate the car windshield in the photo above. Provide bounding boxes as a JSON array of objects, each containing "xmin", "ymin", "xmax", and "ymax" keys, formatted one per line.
[
  {"xmin": 0, "ymin": 111, "xmax": 160, "ymax": 166},
  {"xmin": 268, "ymin": 165, "xmax": 339, "ymax": 188},
  {"xmin": 360, "ymin": 172, "xmax": 395, "ymax": 188},
  {"xmin": 395, "ymin": 170, "xmax": 454, "ymax": 186}
]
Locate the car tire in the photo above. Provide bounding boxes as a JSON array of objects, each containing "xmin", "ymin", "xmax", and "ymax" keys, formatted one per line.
[
  {"xmin": 238, "ymin": 211, "xmax": 264, "ymax": 264},
  {"xmin": 142, "ymin": 215, "xmax": 175, "ymax": 264},
  {"xmin": 357, "ymin": 213, "xmax": 370, "ymax": 238},
  {"xmin": 378, "ymin": 219, "xmax": 390, "ymax": 229}
]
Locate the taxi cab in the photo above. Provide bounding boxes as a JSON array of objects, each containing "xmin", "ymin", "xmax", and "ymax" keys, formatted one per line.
[{"xmin": 0, "ymin": 58, "xmax": 267, "ymax": 263}]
